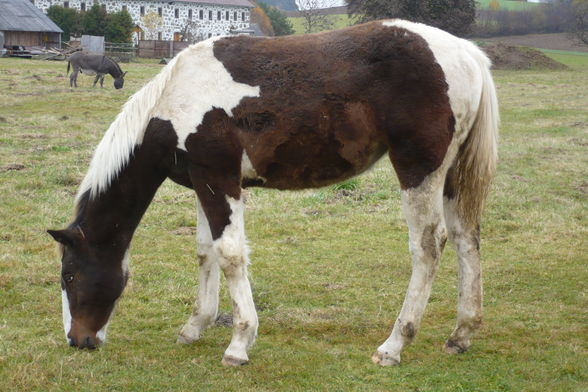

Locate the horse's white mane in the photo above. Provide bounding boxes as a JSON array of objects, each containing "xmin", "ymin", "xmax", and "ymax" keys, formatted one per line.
[{"xmin": 75, "ymin": 53, "xmax": 182, "ymax": 203}]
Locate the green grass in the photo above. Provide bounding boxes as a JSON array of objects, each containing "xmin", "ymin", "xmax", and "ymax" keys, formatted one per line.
[
  {"xmin": 477, "ymin": 0, "xmax": 538, "ymax": 11},
  {"xmin": 1, "ymin": 51, "xmax": 587, "ymax": 391},
  {"xmin": 289, "ymin": 14, "xmax": 357, "ymax": 35},
  {"xmin": 541, "ymin": 49, "xmax": 588, "ymax": 69}
]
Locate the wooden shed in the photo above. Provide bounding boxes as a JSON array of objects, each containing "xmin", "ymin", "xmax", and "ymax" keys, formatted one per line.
[{"xmin": 0, "ymin": 0, "xmax": 62, "ymax": 48}]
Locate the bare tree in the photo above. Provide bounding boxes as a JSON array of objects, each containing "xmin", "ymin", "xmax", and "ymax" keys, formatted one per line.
[
  {"xmin": 179, "ymin": 21, "xmax": 207, "ymax": 43},
  {"xmin": 571, "ymin": 0, "xmax": 588, "ymax": 45},
  {"xmin": 298, "ymin": 0, "xmax": 336, "ymax": 33}
]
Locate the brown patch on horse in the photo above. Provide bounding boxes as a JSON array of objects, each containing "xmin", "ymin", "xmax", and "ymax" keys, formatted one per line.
[{"xmin": 211, "ymin": 22, "xmax": 454, "ymax": 191}]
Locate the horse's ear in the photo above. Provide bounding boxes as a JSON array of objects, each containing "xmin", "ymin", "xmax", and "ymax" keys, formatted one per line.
[{"xmin": 47, "ymin": 229, "xmax": 81, "ymax": 247}]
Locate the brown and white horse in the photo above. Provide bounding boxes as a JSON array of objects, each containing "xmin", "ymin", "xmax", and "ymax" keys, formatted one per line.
[{"xmin": 48, "ymin": 20, "xmax": 498, "ymax": 366}]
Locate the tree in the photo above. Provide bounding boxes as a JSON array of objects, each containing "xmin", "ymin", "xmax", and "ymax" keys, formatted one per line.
[
  {"xmin": 47, "ymin": 5, "xmax": 82, "ymax": 40},
  {"xmin": 141, "ymin": 11, "xmax": 164, "ymax": 40},
  {"xmin": 83, "ymin": 4, "xmax": 108, "ymax": 36},
  {"xmin": 571, "ymin": 0, "xmax": 588, "ymax": 45},
  {"xmin": 105, "ymin": 10, "xmax": 134, "ymax": 43},
  {"xmin": 258, "ymin": 2, "xmax": 295, "ymax": 35},
  {"xmin": 347, "ymin": 0, "xmax": 477, "ymax": 36},
  {"xmin": 250, "ymin": 5, "xmax": 276, "ymax": 36},
  {"xmin": 298, "ymin": 0, "xmax": 335, "ymax": 33}
]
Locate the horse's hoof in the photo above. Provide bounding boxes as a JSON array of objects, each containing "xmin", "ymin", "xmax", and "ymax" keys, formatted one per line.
[
  {"xmin": 176, "ymin": 334, "xmax": 195, "ymax": 344},
  {"xmin": 371, "ymin": 351, "xmax": 400, "ymax": 366},
  {"xmin": 222, "ymin": 355, "xmax": 248, "ymax": 367},
  {"xmin": 443, "ymin": 339, "xmax": 469, "ymax": 354}
]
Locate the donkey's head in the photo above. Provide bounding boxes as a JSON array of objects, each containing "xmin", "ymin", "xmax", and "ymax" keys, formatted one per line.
[
  {"xmin": 48, "ymin": 227, "xmax": 129, "ymax": 349},
  {"xmin": 114, "ymin": 71, "xmax": 127, "ymax": 89}
]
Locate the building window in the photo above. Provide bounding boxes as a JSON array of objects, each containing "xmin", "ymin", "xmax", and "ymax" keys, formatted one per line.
[
  {"xmin": 122, "ymin": 5, "xmax": 127, "ymax": 11},
  {"xmin": 234, "ymin": 11, "xmax": 237, "ymax": 20},
  {"xmin": 158, "ymin": 32, "xmax": 162, "ymax": 40},
  {"xmin": 140, "ymin": 6, "xmax": 144, "ymax": 15},
  {"xmin": 158, "ymin": 7, "xmax": 162, "ymax": 16},
  {"xmin": 80, "ymin": 2, "xmax": 85, "ymax": 11},
  {"xmin": 217, "ymin": 11, "xmax": 221, "ymax": 20},
  {"xmin": 208, "ymin": 10, "xmax": 212, "ymax": 20},
  {"xmin": 242, "ymin": 12, "xmax": 245, "ymax": 21},
  {"xmin": 175, "ymin": 9, "xmax": 179, "ymax": 18},
  {"xmin": 63, "ymin": 1, "xmax": 69, "ymax": 8},
  {"xmin": 199, "ymin": 9, "xmax": 203, "ymax": 19},
  {"xmin": 188, "ymin": 9, "xmax": 192, "ymax": 20},
  {"xmin": 226, "ymin": 11, "xmax": 229, "ymax": 20},
  {"xmin": 208, "ymin": 33, "xmax": 212, "ymax": 38}
]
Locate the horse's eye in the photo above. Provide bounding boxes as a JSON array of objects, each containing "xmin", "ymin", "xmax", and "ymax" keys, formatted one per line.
[{"xmin": 63, "ymin": 274, "xmax": 74, "ymax": 284}]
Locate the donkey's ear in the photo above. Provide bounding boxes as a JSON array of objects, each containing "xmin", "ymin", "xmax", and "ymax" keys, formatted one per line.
[
  {"xmin": 47, "ymin": 229, "xmax": 80, "ymax": 247},
  {"xmin": 122, "ymin": 71, "xmax": 127, "ymax": 77}
]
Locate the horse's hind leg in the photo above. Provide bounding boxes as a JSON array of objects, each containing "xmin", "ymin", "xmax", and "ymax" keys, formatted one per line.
[
  {"xmin": 373, "ymin": 165, "xmax": 448, "ymax": 366},
  {"xmin": 443, "ymin": 194, "xmax": 483, "ymax": 354},
  {"xmin": 177, "ymin": 201, "xmax": 220, "ymax": 344}
]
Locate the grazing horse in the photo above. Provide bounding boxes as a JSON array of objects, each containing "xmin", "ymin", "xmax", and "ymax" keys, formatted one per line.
[
  {"xmin": 67, "ymin": 52, "xmax": 127, "ymax": 89},
  {"xmin": 48, "ymin": 20, "xmax": 498, "ymax": 367}
]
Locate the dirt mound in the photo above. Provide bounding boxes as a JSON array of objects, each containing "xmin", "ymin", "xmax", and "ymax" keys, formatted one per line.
[{"xmin": 479, "ymin": 42, "xmax": 568, "ymax": 70}]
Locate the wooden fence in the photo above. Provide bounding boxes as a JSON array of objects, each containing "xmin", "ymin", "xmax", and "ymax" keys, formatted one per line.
[
  {"xmin": 137, "ymin": 40, "xmax": 190, "ymax": 59},
  {"xmin": 105, "ymin": 42, "xmax": 136, "ymax": 62}
]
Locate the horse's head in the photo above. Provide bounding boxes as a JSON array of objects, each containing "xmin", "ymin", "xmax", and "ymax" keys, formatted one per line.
[
  {"xmin": 114, "ymin": 71, "xmax": 127, "ymax": 89},
  {"xmin": 48, "ymin": 227, "xmax": 129, "ymax": 349}
]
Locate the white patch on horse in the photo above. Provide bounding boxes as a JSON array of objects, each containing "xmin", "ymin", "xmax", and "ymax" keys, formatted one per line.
[
  {"xmin": 213, "ymin": 196, "xmax": 258, "ymax": 365},
  {"xmin": 241, "ymin": 151, "xmax": 266, "ymax": 183},
  {"xmin": 62, "ymin": 289, "xmax": 72, "ymax": 342},
  {"xmin": 383, "ymin": 20, "xmax": 486, "ymax": 142},
  {"xmin": 153, "ymin": 38, "xmax": 260, "ymax": 151},
  {"xmin": 121, "ymin": 248, "xmax": 130, "ymax": 276},
  {"xmin": 76, "ymin": 53, "xmax": 182, "ymax": 201}
]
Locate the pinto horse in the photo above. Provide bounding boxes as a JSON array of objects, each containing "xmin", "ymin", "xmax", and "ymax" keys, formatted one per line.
[{"xmin": 48, "ymin": 20, "xmax": 498, "ymax": 366}]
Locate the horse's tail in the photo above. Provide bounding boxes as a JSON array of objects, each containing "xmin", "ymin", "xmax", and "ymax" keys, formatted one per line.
[{"xmin": 449, "ymin": 45, "xmax": 499, "ymax": 227}]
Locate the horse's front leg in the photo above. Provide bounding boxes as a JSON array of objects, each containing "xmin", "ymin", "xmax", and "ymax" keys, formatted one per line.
[
  {"xmin": 189, "ymin": 171, "xmax": 257, "ymax": 365},
  {"xmin": 214, "ymin": 195, "xmax": 257, "ymax": 366},
  {"xmin": 177, "ymin": 201, "xmax": 220, "ymax": 343}
]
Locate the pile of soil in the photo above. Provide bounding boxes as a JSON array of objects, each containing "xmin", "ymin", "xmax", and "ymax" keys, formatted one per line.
[{"xmin": 478, "ymin": 42, "xmax": 568, "ymax": 70}]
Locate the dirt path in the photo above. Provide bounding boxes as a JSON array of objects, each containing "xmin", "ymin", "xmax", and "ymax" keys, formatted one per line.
[{"xmin": 477, "ymin": 33, "xmax": 588, "ymax": 53}]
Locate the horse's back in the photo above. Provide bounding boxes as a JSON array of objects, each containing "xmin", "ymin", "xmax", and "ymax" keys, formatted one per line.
[{"xmin": 152, "ymin": 20, "xmax": 489, "ymax": 190}]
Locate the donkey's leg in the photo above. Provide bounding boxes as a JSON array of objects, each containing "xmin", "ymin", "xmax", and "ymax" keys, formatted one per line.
[
  {"xmin": 214, "ymin": 195, "xmax": 258, "ymax": 366},
  {"xmin": 99, "ymin": 75, "xmax": 105, "ymax": 88},
  {"xmin": 443, "ymin": 197, "xmax": 483, "ymax": 354},
  {"xmin": 69, "ymin": 69, "xmax": 78, "ymax": 88},
  {"xmin": 177, "ymin": 201, "xmax": 220, "ymax": 344},
  {"xmin": 92, "ymin": 75, "xmax": 100, "ymax": 88},
  {"xmin": 372, "ymin": 171, "xmax": 448, "ymax": 366}
]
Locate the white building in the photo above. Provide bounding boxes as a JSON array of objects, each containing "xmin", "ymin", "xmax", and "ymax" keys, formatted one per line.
[{"xmin": 33, "ymin": 0, "xmax": 255, "ymax": 41}]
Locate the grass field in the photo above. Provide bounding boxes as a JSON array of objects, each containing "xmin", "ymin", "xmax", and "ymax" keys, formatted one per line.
[{"xmin": 1, "ymin": 49, "xmax": 587, "ymax": 391}]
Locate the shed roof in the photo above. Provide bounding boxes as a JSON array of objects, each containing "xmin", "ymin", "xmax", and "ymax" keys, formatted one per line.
[
  {"xmin": 0, "ymin": 0, "xmax": 63, "ymax": 33},
  {"xmin": 177, "ymin": 0, "xmax": 255, "ymax": 8}
]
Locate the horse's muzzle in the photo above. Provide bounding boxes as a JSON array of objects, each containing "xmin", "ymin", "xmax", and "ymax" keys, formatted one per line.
[{"xmin": 68, "ymin": 334, "xmax": 101, "ymax": 350}]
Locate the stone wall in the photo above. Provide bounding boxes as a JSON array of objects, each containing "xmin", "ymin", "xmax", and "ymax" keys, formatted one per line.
[{"xmin": 34, "ymin": 0, "xmax": 252, "ymax": 41}]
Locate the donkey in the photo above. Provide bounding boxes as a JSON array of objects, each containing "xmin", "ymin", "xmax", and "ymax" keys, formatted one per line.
[
  {"xmin": 48, "ymin": 20, "xmax": 498, "ymax": 367},
  {"xmin": 67, "ymin": 52, "xmax": 127, "ymax": 89}
]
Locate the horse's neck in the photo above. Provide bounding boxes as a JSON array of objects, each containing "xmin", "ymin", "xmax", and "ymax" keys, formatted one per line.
[{"xmin": 75, "ymin": 150, "xmax": 168, "ymax": 249}]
